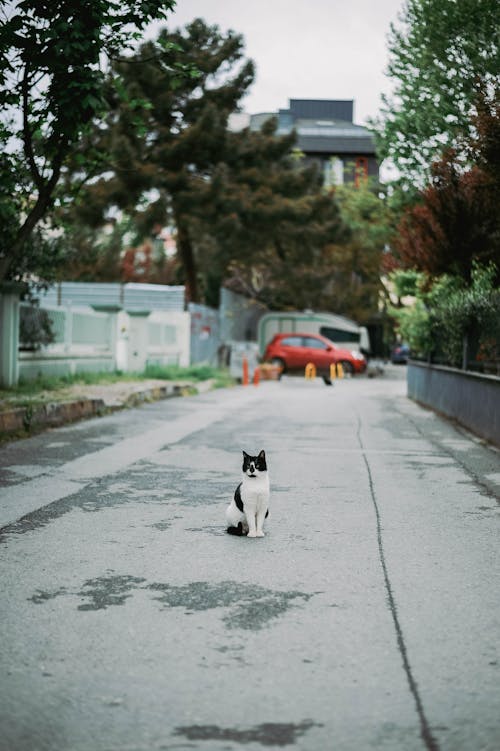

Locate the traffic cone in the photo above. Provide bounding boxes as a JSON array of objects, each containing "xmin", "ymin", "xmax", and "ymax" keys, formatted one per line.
[{"xmin": 242, "ymin": 356, "xmax": 249, "ymax": 386}]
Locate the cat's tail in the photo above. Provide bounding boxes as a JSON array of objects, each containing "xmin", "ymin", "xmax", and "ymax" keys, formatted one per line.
[{"xmin": 226, "ymin": 522, "xmax": 247, "ymax": 536}]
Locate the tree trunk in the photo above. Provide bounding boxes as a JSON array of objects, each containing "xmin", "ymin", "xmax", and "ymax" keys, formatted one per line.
[
  {"xmin": 174, "ymin": 211, "xmax": 198, "ymax": 303},
  {"xmin": 0, "ymin": 195, "xmax": 50, "ymax": 283}
]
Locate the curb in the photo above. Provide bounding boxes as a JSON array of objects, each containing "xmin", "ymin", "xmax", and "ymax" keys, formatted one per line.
[
  {"xmin": 0, "ymin": 398, "xmax": 107, "ymax": 435},
  {"xmin": 0, "ymin": 380, "xmax": 214, "ymax": 440}
]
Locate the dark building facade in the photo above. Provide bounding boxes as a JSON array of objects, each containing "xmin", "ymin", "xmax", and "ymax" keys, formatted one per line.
[{"xmin": 248, "ymin": 99, "xmax": 379, "ymax": 186}]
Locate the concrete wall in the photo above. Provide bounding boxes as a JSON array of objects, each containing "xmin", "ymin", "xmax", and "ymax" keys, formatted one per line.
[{"xmin": 407, "ymin": 361, "xmax": 500, "ymax": 447}]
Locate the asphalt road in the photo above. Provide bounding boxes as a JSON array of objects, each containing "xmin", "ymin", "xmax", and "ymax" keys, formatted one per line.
[{"xmin": 1, "ymin": 367, "xmax": 499, "ymax": 751}]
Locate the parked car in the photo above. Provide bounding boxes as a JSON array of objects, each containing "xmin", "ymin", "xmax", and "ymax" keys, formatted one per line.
[
  {"xmin": 263, "ymin": 332, "xmax": 367, "ymax": 385},
  {"xmin": 391, "ymin": 342, "xmax": 411, "ymax": 364}
]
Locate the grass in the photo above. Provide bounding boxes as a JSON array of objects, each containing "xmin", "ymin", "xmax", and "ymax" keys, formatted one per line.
[{"xmin": 0, "ymin": 365, "xmax": 236, "ymax": 409}]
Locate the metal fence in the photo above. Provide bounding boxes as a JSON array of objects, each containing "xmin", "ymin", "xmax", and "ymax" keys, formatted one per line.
[
  {"xmin": 40, "ymin": 281, "xmax": 186, "ymax": 312},
  {"xmin": 188, "ymin": 302, "xmax": 220, "ymax": 365}
]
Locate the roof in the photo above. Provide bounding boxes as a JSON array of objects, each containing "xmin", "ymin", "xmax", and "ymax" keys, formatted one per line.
[
  {"xmin": 248, "ymin": 100, "xmax": 376, "ymax": 157},
  {"xmin": 281, "ymin": 117, "xmax": 376, "ymax": 155}
]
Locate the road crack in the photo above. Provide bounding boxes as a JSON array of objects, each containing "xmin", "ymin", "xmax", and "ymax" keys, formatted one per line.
[{"xmin": 356, "ymin": 415, "xmax": 440, "ymax": 751}]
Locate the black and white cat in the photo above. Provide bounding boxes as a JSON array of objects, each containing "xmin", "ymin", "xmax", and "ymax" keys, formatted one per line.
[{"xmin": 226, "ymin": 450, "xmax": 270, "ymax": 537}]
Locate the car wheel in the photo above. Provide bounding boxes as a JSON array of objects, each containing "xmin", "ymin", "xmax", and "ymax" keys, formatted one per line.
[
  {"xmin": 340, "ymin": 360, "xmax": 354, "ymax": 377},
  {"xmin": 271, "ymin": 357, "xmax": 285, "ymax": 379},
  {"xmin": 322, "ymin": 376, "xmax": 333, "ymax": 386}
]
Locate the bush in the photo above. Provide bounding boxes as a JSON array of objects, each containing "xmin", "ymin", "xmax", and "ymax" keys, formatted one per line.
[
  {"xmin": 390, "ymin": 263, "xmax": 500, "ymax": 369},
  {"xmin": 19, "ymin": 305, "xmax": 55, "ymax": 351}
]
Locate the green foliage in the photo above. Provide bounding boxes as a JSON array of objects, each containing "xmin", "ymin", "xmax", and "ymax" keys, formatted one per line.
[
  {"xmin": 385, "ymin": 87, "xmax": 500, "ymax": 292},
  {"xmin": 0, "ymin": 0, "xmax": 176, "ymax": 285},
  {"xmin": 390, "ymin": 269, "xmax": 421, "ymax": 299},
  {"xmin": 205, "ymin": 122, "xmax": 344, "ymax": 310},
  {"xmin": 19, "ymin": 305, "xmax": 55, "ymax": 350},
  {"xmin": 0, "ymin": 365, "xmax": 235, "ymax": 408},
  {"xmin": 321, "ymin": 180, "xmax": 392, "ymax": 321},
  {"xmin": 390, "ymin": 299, "xmax": 432, "ymax": 355},
  {"xmin": 434, "ymin": 263, "xmax": 500, "ymax": 366},
  {"xmin": 61, "ymin": 18, "xmax": 256, "ymax": 302},
  {"xmin": 62, "ymin": 20, "xmax": 348, "ymax": 310},
  {"xmin": 372, "ymin": 0, "xmax": 500, "ymax": 187},
  {"xmin": 143, "ymin": 364, "xmax": 235, "ymax": 388},
  {"xmin": 390, "ymin": 263, "xmax": 500, "ymax": 367}
]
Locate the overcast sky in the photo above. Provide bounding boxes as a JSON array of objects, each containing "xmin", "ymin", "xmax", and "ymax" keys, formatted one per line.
[{"xmin": 158, "ymin": 0, "xmax": 405, "ymax": 126}]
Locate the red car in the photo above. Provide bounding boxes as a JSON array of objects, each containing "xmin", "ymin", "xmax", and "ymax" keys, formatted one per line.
[{"xmin": 263, "ymin": 332, "xmax": 367, "ymax": 385}]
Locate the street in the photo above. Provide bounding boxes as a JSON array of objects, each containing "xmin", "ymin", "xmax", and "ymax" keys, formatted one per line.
[{"xmin": 1, "ymin": 368, "xmax": 499, "ymax": 751}]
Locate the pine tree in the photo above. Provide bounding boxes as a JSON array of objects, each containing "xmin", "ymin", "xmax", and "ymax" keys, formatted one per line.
[
  {"xmin": 65, "ymin": 19, "xmax": 255, "ymax": 302},
  {"xmin": 63, "ymin": 20, "xmax": 345, "ymax": 308}
]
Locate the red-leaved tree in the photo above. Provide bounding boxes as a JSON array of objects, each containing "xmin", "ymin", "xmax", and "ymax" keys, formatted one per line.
[{"xmin": 394, "ymin": 88, "xmax": 500, "ymax": 280}]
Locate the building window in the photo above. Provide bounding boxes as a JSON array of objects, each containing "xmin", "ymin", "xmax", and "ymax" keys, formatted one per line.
[{"xmin": 354, "ymin": 157, "xmax": 368, "ymax": 187}]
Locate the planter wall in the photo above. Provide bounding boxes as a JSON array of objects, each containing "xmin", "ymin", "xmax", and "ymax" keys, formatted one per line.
[{"xmin": 407, "ymin": 360, "xmax": 500, "ymax": 447}]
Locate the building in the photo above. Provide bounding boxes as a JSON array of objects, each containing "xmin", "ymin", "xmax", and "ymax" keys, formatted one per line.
[{"xmin": 236, "ymin": 99, "xmax": 379, "ymax": 186}]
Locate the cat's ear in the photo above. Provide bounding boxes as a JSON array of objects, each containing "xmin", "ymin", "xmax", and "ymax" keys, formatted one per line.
[
  {"xmin": 258, "ymin": 450, "xmax": 266, "ymax": 460},
  {"xmin": 242, "ymin": 450, "xmax": 249, "ymax": 459}
]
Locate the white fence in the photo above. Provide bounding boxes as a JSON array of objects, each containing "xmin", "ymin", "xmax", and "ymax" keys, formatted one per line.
[
  {"xmin": 0, "ymin": 282, "xmax": 267, "ymax": 386},
  {"xmin": 18, "ymin": 303, "xmax": 190, "ymax": 381}
]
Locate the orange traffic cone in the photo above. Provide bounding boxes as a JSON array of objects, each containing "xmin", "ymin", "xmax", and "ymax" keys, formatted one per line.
[{"xmin": 242, "ymin": 356, "xmax": 249, "ymax": 386}]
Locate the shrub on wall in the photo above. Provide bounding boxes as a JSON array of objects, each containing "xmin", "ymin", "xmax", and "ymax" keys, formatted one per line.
[{"xmin": 19, "ymin": 306, "xmax": 55, "ymax": 351}]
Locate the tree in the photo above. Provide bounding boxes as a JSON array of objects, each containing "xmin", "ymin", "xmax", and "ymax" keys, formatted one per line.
[
  {"xmin": 0, "ymin": 0, "xmax": 175, "ymax": 287},
  {"xmin": 64, "ymin": 20, "xmax": 347, "ymax": 307},
  {"xmin": 196, "ymin": 120, "xmax": 345, "ymax": 309},
  {"xmin": 393, "ymin": 89, "xmax": 500, "ymax": 280},
  {"xmin": 323, "ymin": 180, "xmax": 392, "ymax": 322},
  {"xmin": 373, "ymin": 0, "xmax": 500, "ymax": 187},
  {"xmin": 63, "ymin": 18, "xmax": 255, "ymax": 302}
]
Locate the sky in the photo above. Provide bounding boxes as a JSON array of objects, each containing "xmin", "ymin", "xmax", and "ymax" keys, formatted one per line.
[{"xmin": 153, "ymin": 0, "xmax": 406, "ymax": 127}]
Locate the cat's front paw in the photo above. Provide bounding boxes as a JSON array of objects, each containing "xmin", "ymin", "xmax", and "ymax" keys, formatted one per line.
[
  {"xmin": 247, "ymin": 531, "xmax": 257, "ymax": 538},
  {"xmin": 256, "ymin": 531, "xmax": 265, "ymax": 537}
]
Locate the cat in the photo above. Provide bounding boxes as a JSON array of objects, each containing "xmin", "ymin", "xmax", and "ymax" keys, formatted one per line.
[{"xmin": 226, "ymin": 450, "xmax": 270, "ymax": 537}]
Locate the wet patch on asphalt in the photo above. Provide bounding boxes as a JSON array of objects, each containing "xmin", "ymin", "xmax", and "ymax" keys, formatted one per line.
[
  {"xmin": 28, "ymin": 587, "xmax": 67, "ymax": 604},
  {"xmin": 173, "ymin": 720, "xmax": 321, "ymax": 746},
  {"xmin": 0, "ymin": 479, "xmax": 158, "ymax": 541},
  {"xmin": 0, "ymin": 463, "xmax": 212, "ymax": 542},
  {"xmin": 0, "ymin": 492, "xmax": 87, "ymax": 541},
  {"xmin": 28, "ymin": 575, "xmax": 315, "ymax": 629},
  {"xmin": 76, "ymin": 574, "xmax": 147, "ymax": 610},
  {"xmin": 0, "ymin": 426, "xmax": 122, "ymax": 483},
  {"xmin": 148, "ymin": 581, "xmax": 314, "ymax": 630}
]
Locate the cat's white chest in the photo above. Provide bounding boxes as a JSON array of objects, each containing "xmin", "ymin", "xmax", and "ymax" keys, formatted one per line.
[{"xmin": 241, "ymin": 475, "xmax": 270, "ymax": 509}]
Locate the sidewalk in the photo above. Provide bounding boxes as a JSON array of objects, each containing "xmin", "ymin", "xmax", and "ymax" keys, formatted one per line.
[{"xmin": 0, "ymin": 378, "xmax": 216, "ymax": 439}]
